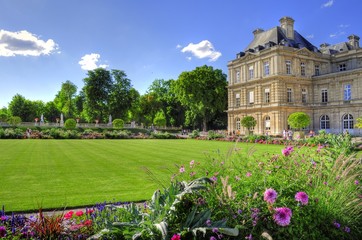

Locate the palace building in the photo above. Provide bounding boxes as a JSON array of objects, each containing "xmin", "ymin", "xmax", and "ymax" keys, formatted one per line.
[{"xmin": 227, "ymin": 16, "xmax": 362, "ymax": 136}]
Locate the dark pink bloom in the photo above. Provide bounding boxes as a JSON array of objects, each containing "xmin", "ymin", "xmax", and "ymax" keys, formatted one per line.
[
  {"xmin": 76, "ymin": 210, "xmax": 84, "ymax": 216},
  {"xmin": 273, "ymin": 207, "xmax": 292, "ymax": 226},
  {"xmin": 0, "ymin": 226, "xmax": 6, "ymax": 237},
  {"xmin": 171, "ymin": 233, "xmax": 181, "ymax": 240},
  {"xmin": 295, "ymin": 192, "xmax": 309, "ymax": 205},
  {"xmin": 64, "ymin": 211, "xmax": 74, "ymax": 219},
  {"xmin": 355, "ymin": 180, "xmax": 359, "ymax": 185},
  {"xmin": 246, "ymin": 172, "xmax": 252, "ymax": 177},
  {"xmin": 263, "ymin": 188, "xmax": 278, "ymax": 204}
]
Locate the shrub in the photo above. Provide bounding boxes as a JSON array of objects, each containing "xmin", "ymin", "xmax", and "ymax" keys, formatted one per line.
[
  {"xmin": 288, "ymin": 112, "xmax": 311, "ymax": 130},
  {"xmin": 190, "ymin": 129, "xmax": 200, "ymax": 139},
  {"xmin": 7, "ymin": 116, "xmax": 21, "ymax": 126},
  {"xmin": 207, "ymin": 130, "xmax": 225, "ymax": 140},
  {"xmin": 112, "ymin": 119, "xmax": 124, "ymax": 129},
  {"xmin": 64, "ymin": 118, "xmax": 77, "ymax": 129}
]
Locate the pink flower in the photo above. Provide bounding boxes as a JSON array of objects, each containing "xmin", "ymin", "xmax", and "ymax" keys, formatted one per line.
[
  {"xmin": 295, "ymin": 192, "xmax": 309, "ymax": 205},
  {"xmin": 64, "ymin": 211, "xmax": 74, "ymax": 219},
  {"xmin": 189, "ymin": 160, "xmax": 195, "ymax": 167},
  {"xmin": 246, "ymin": 172, "xmax": 252, "ymax": 177},
  {"xmin": 355, "ymin": 180, "xmax": 359, "ymax": 185},
  {"xmin": 273, "ymin": 207, "xmax": 292, "ymax": 226},
  {"xmin": 179, "ymin": 166, "xmax": 185, "ymax": 173},
  {"xmin": 210, "ymin": 176, "xmax": 217, "ymax": 182},
  {"xmin": 282, "ymin": 146, "xmax": 294, "ymax": 156},
  {"xmin": 171, "ymin": 233, "xmax": 181, "ymax": 240},
  {"xmin": 84, "ymin": 219, "xmax": 92, "ymax": 226},
  {"xmin": 76, "ymin": 210, "xmax": 84, "ymax": 216},
  {"xmin": 263, "ymin": 188, "xmax": 278, "ymax": 204}
]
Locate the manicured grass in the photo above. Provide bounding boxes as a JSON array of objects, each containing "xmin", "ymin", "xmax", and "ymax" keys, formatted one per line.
[{"xmin": 0, "ymin": 139, "xmax": 283, "ymax": 212}]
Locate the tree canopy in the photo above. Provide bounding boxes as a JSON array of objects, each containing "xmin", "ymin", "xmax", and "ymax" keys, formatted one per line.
[
  {"xmin": 287, "ymin": 112, "xmax": 311, "ymax": 130},
  {"xmin": 173, "ymin": 65, "xmax": 227, "ymax": 131}
]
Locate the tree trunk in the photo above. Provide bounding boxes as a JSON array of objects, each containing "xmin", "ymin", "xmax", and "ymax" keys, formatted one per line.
[{"xmin": 203, "ymin": 117, "xmax": 207, "ymax": 132}]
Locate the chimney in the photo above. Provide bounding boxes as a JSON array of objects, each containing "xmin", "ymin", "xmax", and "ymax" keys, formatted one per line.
[
  {"xmin": 279, "ymin": 16, "xmax": 295, "ymax": 40},
  {"xmin": 348, "ymin": 34, "xmax": 360, "ymax": 48},
  {"xmin": 253, "ymin": 28, "xmax": 264, "ymax": 36}
]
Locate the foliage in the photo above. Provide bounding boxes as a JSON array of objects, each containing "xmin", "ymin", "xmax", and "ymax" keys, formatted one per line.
[
  {"xmin": 240, "ymin": 116, "xmax": 256, "ymax": 133},
  {"xmin": 150, "ymin": 131, "xmax": 177, "ymax": 139},
  {"xmin": 207, "ymin": 130, "xmax": 225, "ymax": 140},
  {"xmin": 64, "ymin": 118, "xmax": 77, "ymax": 129},
  {"xmin": 7, "ymin": 116, "xmax": 22, "ymax": 126},
  {"xmin": 190, "ymin": 129, "xmax": 200, "ymax": 139},
  {"xmin": 112, "ymin": 118, "xmax": 124, "ymax": 129},
  {"xmin": 8, "ymin": 94, "xmax": 36, "ymax": 122},
  {"xmin": 288, "ymin": 112, "xmax": 311, "ymax": 130},
  {"xmin": 173, "ymin": 65, "xmax": 227, "ymax": 131},
  {"xmin": 54, "ymin": 80, "xmax": 77, "ymax": 118},
  {"xmin": 153, "ymin": 110, "xmax": 166, "ymax": 127},
  {"xmin": 356, "ymin": 117, "xmax": 362, "ymax": 128}
]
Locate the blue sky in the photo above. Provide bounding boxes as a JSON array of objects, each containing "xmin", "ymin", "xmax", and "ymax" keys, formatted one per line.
[{"xmin": 1, "ymin": 0, "xmax": 361, "ymax": 108}]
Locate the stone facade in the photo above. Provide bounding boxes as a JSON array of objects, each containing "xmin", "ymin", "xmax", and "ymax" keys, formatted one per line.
[{"xmin": 227, "ymin": 17, "xmax": 362, "ymax": 136}]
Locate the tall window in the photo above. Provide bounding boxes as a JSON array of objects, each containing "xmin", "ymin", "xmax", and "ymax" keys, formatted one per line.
[
  {"xmin": 265, "ymin": 116, "xmax": 271, "ymax": 130},
  {"xmin": 302, "ymin": 88, "xmax": 307, "ymax": 103},
  {"xmin": 321, "ymin": 89, "xmax": 328, "ymax": 103},
  {"xmin": 286, "ymin": 60, "xmax": 291, "ymax": 74},
  {"xmin": 339, "ymin": 63, "xmax": 346, "ymax": 71},
  {"xmin": 314, "ymin": 64, "xmax": 320, "ymax": 76},
  {"xmin": 320, "ymin": 115, "xmax": 330, "ymax": 129},
  {"xmin": 235, "ymin": 93, "xmax": 240, "ymax": 107},
  {"xmin": 344, "ymin": 84, "xmax": 351, "ymax": 101},
  {"xmin": 287, "ymin": 88, "xmax": 292, "ymax": 102},
  {"xmin": 236, "ymin": 118, "xmax": 241, "ymax": 130},
  {"xmin": 236, "ymin": 71, "xmax": 240, "ymax": 83},
  {"xmin": 264, "ymin": 88, "xmax": 270, "ymax": 103},
  {"xmin": 249, "ymin": 91, "xmax": 254, "ymax": 104},
  {"xmin": 300, "ymin": 62, "xmax": 306, "ymax": 76},
  {"xmin": 249, "ymin": 66, "xmax": 254, "ymax": 79},
  {"xmin": 343, "ymin": 114, "xmax": 353, "ymax": 130},
  {"xmin": 264, "ymin": 61, "xmax": 270, "ymax": 76}
]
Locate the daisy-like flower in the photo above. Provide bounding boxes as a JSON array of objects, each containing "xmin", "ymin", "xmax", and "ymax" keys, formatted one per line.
[
  {"xmin": 295, "ymin": 191, "xmax": 309, "ymax": 205},
  {"xmin": 179, "ymin": 166, "xmax": 185, "ymax": 173},
  {"xmin": 263, "ymin": 188, "xmax": 278, "ymax": 204},
  {"xmin": 273, "ymin": 207, "xmax": 292, "ymax": 226}
]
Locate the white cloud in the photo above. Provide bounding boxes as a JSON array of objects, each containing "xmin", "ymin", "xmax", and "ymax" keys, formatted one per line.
[
  {"xmin": 181, "ymin": 40, "xmax": 221, "ymax": 62},
  {"xmin": 306, "ymin": 34, "xmax": 314, "ymax": 39},
  {"xmin": 186, "ymin": 57, "xmax": 192, "ymax": 61},
  {"xmin": 0, "ymin": 29, "xmax": 58, "ymax": 57},
  {"xmin": 330, "ymin": 33, "xmax": 337, "ymax": 38},
  {"xmin": 321, "ymin": 0, "xmax": 334, "ymax": 8},
  {"xmin": 339, "ymin": 24, "xmax": 349, "ymax": 28},
  {"xmin": 176, "ymin": 44, "xmax": 182, "ymax": 49},
  {"xmin": 78, "ymin": 53, "xmax": 109, "ymax": 71}
]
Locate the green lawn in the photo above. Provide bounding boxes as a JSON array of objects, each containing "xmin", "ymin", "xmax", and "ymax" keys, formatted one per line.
[{"xmin": 0, "ymin": 139, "xmax": 283, "ymax": 212}]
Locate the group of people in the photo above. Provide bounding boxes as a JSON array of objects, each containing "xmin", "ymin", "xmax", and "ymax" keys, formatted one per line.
[{"xmin": 283, "ymin": 129, "xmax": 293, "ymax": 140}]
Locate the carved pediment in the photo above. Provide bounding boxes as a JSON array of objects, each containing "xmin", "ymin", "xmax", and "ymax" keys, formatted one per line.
[
  {"xmin": 296, "ymin": 48, "xmax": 311, "ymax": 57},
  {"xmin": 243, "ymin": 53, "xmax": 256, "ymax": 61}
]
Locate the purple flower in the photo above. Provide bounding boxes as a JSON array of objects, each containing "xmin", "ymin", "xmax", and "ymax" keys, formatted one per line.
[
  {"xmin": 179, "ymin": 166, "xmax": 185, "ymax": 173},
  {"xmin": 210, "ymin": 237, "xmax": 217, "ymax": 240},
  {"xmin": 206, "ymin": 219, "xmax": 212, "ymax": 226},
  {"xmin": 344, "ymin": 226, "xmax": 350, "ymax": 233},
  {"xmin": 263, "ymin": 188, "xmax": 278, "ymax": 204},
  {"xmin": 210, "ymin": 176, "xmax": 217, "ymax": 182},
  {"xmin": 273, "ymin": 207, "xmax": 292, "ymax": 226},
  {"xmin": 245, "ymin": 234, "xmax": 253, "ymax": 240},
  {"xmin": 295, "ymin": 192, "xmax": 309, "ymax": 205},
  {"xmin": 212, "ymin": 228, "xmax": 219, "ymax": 233},
  {"xmin": 355, "ymin": 180, "xmax": 359, "ymax": 185},
  {"xmin": 237, "ymin": 209, "xmax": 243, "ymax": 215},
  {"xmin": 0, "ymin": 226, "xmax": 6, "ymax": 237},
  {"xmin": 282, "ymin": 146, "xmax": 294, "ymax": 156},
  {"xmin": 333, "ymin": 221, "xmax": 340, "ymax": 228}
]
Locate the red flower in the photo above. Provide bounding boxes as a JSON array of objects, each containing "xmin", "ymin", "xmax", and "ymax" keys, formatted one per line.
[
  {"xmin": 86, "ymin": 209, "xmax": 94, "ymax": 215},
  {"xmin": 64, "ymin": 211, "xmax": 74, "ymax": 219},
  {"xmin": 84, "ymin": 219, "xmax": 92, "ymax": 226},
  {"xmin": 76, "ymin": 210, "xmax": 84, "ymax": 216},
  {"xmin": 171, "ymin": 234, "xmax": 181, "ymax": 240}
]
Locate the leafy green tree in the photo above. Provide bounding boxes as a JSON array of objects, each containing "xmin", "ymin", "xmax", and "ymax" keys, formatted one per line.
[
  {"xmin": 82, "ymin": 68, "xmax": 113, "ymax": 122},
  {"xmin": 108, "ymin": 70, "xmax": 133, "ymax": 119},
  {"xmin": 153, "ymin": 110, "xmax": 166, "ymax": 127},
  {"xmin": 125, "ymin": 88, "xmax": 141, "ymax": 123},
  {"xmin": 8, "ymin": 94, "xmax": 35, "ymax": 122},
  {"xmin": 74, "ymin": 91, "xmax": 85, "ymax": 119},
  {"xmin": 241, "ymin": 116, "xmax": 256, "ymax": 135},
  {"xmin": 44, "ymin": 101, "xmax": 61, "ymax": 123},
  {"xmin": 0, "ymin": 108, "xmax": 9, "ymax": 122},
  {"xmin": 173, "ymin": 65, "xmax": 227, "ymax": 131},
  {"xmin": 54, "ymin": 80, "xmax": 77, "ymax": 118},
  {"xmin": 288, "ymin": 112, "xmax": 311, "ymax": 130}
]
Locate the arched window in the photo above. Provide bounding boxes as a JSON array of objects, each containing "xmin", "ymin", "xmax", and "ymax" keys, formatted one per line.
[
  {"xmin": 265, "ymin": 116, "xmax": 271, "ymax": 130},
  {"xmin": 236, "ymin": 118, "xmax": 241, "ymax": 130},
  {"xmin": 320, "ymin": 115, "xmax": 330, "ymax": 129},
  {"xmin": 342, "ymin": 114, "xmax": 353, "ymax": 130}
]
